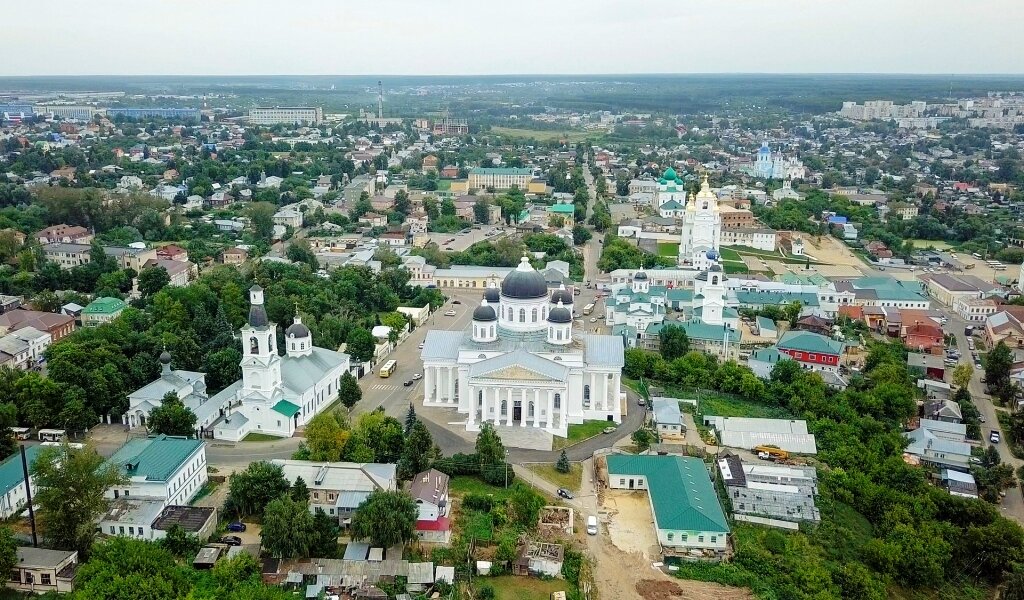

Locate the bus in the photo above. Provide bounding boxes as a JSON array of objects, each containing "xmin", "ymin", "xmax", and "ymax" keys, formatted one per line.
[
  {"xmin": 582, "ymin": 303, "xmax": 596, "ymax": 316},
  {"xmin": 11, "ymin": 427, "xmax": 30, "ymax": 440},
  {"xmin": 41, "ymin": 441, "xmax": 83, "ymax": 450},
  {"xmin": 37, "ymin": 429, "xmax": 66, "ymax": 442},
  {"xmin": 379, "ymin": 360, "xmax": 398, "ymax": 378}
]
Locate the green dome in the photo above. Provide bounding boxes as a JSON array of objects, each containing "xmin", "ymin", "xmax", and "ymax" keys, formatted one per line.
[{"xmin": 662, "ymin": 166, "xmax": 678, "ymax": 181}]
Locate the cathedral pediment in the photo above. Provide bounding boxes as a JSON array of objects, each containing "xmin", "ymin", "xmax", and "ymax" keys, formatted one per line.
[{"xmin": 476, "ymin": 365, "xmax": 556, "ymax": 381}]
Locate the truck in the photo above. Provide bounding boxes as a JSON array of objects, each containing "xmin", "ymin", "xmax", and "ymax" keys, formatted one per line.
[{"xmin": 754, "ymin": 445, "xmax": 790, "ymax": 461}]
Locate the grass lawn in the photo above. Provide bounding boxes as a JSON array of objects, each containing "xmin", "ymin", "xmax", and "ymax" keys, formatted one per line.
[
  {"xmin": 449, "ymin": 475, "xmax": 514, "ymax": 500},
  {"xmin": 554, "ymin": 420, "xmax": 611, "ymax": 450},
  {"xmin": 434, "ymin": 179, "xmax": 452, "ymax": 191},
  {"xmin": 241, "ymin": 432, "xmax": 281, "ymax": 442},
  {"xmin": 698, "ymin": 393, "xmax": 795, "ymax": 420},
  {"xmin": 657, "ymin": 242, "xmax": 678, "ymax": 257},
  {"xmin": 190, "ymin": 480, "xmax": 219, "ymax": 505},
  {"xmin": 484, "ymin": 575, "xmax": 570, "ymax": 600},
  {"xmin": 719, "ymin": 247, "xmax": 743, "ymax": 261},
  {"xmin": 908, "ymin": 238, "xmax": 953, "ymax": 250},
  {"xmin": 527, "ymin": 463, "xmax": 584, "ymax": 492},
  {"xmin": 490, "ymin": 126, "xmax": 599, "ymax": 143},
  {"xmin": 723, "ymin": 262, "xmax": 750, "ymax": 274}
]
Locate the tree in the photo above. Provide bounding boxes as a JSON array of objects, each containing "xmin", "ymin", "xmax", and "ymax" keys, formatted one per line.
[
  {"xmin": 473, "ymin": 200, "xmax": 490, "ymax": 224},
  {"xmin": 157, "ymin": 524, "xmax": 201, "ymax": 559},
  {"xmin": 345, "ymin": 328, "xmax": 375, "ymax": 363},
  {"xmin": 339, "ymin": 371, "xmax": 362, "ymax": 409},
  {"xmin": 404, "ymin": 403, "xmax": 416, "ymax": 435},
  {"xmin": 305, "ymin": 412, "xmax": 348, "ymax": 461},
  {"xmin": 248, "ymin": 202, "xmax": 277, "ymax": 242},
  {"xmin": 138, "ymin": 266, "xmax": 171, "ymax": 297},
  {"xmin": 147, "ymin": 391, "xmax": 197, "ymax": 436},
  {"xmin": 631, "ymin": 428, "xmax": 656, "ymax": 451},
  {"xmin": 225, "ymin": 461, "xmax": 290, "ymax": 518},
  {"xmin": 952, "ymin": 363, "xmax": 974, "ymax": 389},
  {"xmin": 349, "ymin": 490, "xmax": 418, "ymax": 548},
  {"xmin": 556, "ymin": 450, "xmax": 571, "ymax": 474},
  {"xmin": 398, "ymin": 419, "xmax": 435, "ymax": 480},
  {"xmin": 286, "ymin": 240, "xmax": 318, "ymax": 268},
  {"xmin": 1005, "ymin": 571, "xmax": 1024, "ymax": 600},
  {"xmin": 0, "ymin": 527, "xmax": 15, "ymax": 580},
  {"xmin": 261, "ymin": 495, "xmax": 316, "ymax": 559},
  {"xmin": 572, "ymin": 224, "xmax": 591, "ymax": 246},
  {"xmin": 507, "ymin": 483, "xmax": 546, "ymax": 529},
  {"xmin": 475, "ymin": 422, "xmax": 506, "ymax": 465},
  {"xmin": 31, "ymin": 444, "xmax": 126, "ymax": 554},
  {"xmin": 355, "ymin": 411, "xmax": 405, "ymax": 463},
  {"xmin": 311, "ymin": 508, "xmax": 340, "ymax": 558},
  {"xmin": 72, "ymin": 537, "xmax": 191, "ymax": 600},
  {"xmin": 658, "ymin": 325, "xmax": 690, "ymax": 361},
  {"xmin": 291, "ymin": 476, "xmax": 310, "ymax": 503},
  {"xmin": 986, "ymin": 341, "xmax": 1014, "ymax": 403}
]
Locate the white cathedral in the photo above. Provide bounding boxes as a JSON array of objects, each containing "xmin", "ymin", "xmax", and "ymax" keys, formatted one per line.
[
  {"xmin": 420, "ymin": 256, "xmax": 625, "ymax": 442},
  {"xmin": 750, "ymin": 141, "xmax": 805, "ymax": 180},
  {"xmin": 676, "ymin": 174, "xmax": 724, "ymax": 270},
  {"xmin": 125, "ymin": 286, "xmax": 350, "ymax": 441}
]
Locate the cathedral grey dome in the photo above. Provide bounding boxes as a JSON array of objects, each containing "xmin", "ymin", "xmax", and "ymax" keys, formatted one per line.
[
  {"xmin": 483, "ymin": 287, "xmax": 500, "ymax": 303},
  {"xmin": 501, "ymin": 256, "xmax": 548, "ymax": 300},
  {"xmin": 159, "ymin": 349, "xmax": 172, "ymax": 364},
  {"xmin": 286, "ymin": 321, "xmax": 311, "ymax": 338},
  {"xmin": 550, "ymin": 287, "xmax": 573, "ymax": 305},
  {"xmin": 473, "ymin": 303, "xmax": 497, "ymax": 322},
  {"xmin": 548, "ymin": 306, "xmax": 572, "ymax": 324},
  {"xmin": 633, "ymin": 270, "xmax": 648, "ymax": 281}
]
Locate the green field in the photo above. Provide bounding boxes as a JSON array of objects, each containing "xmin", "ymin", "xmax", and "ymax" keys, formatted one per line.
[
  {"xmin": 657, "ymin": 242, "xmax": 678, "ymax": 257},
  {"xmin": 241, "ymin": 433, "xmax": 280, "ymax": 442},
  {"xmin": 526, "ymin": 463, "xmax": 584, "ymax": 491},
  {"xmin": 490, "ymin": 126, "xmax": 599, "ymax": 142},
  {"xmin": 484, "ymin": 575, "xmax": 569, "ymax": 600},
  {"xmin": 449, "ymin": 475, "xmax": 515, "ymax": 499}
]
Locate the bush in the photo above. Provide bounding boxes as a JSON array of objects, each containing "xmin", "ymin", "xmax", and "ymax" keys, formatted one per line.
[
  {"xmin": 434, "ymin": 452, "xmax": 481, "ymax": 476},
  {"xmin": 477, "ymin": 584, "xmax": 496, "ymax": 600},
  {"xmin": 481, "ymin": 462, "xmax": 514, "ymax": 486},
  {"xmin": 462, "ymin": 493, "xmax": 494, "ymax": 512}
]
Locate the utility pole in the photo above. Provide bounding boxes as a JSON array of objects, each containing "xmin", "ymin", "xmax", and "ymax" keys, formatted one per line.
[{"xmin": 20, "ymin": 445, "xmax": 37, "ymax": 547}]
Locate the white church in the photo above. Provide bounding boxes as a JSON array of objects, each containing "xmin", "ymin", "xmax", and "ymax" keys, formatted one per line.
[
  {"xmin": 125, "ymin": 286, "xmax": 350, "ymax": 441},
  {"xmin": 749, "ymin": 141, "xmax": 805, "ymax": 180},
  {"xmin": 676, "ymin": 174, "xmax": 724, "ymax": 270},
  {"xmin": 420, "ymin": 256, "xmax": 625, "ymax": 443}
]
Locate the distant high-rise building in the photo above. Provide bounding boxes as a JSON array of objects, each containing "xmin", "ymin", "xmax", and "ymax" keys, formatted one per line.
[
  {"xmin": 107, "ymin": 108, "xmax": 201, "ymax": 122},
  {"xmin": 248, "ymin": 106, "xmax": 323, "ymax": 125}
]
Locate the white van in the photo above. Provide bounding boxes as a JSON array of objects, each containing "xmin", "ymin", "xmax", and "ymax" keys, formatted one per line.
[{"xmin": 586, "ymin": 515, "xmax": 598, "ymax": 535}]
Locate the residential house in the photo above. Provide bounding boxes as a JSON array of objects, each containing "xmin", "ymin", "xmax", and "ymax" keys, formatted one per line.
[
  {"xmin": 605, "ymin": 455, "xmax": 730, "ymax": 557},
  {"xmin": 222, "ymin": 247, "xmax": 249, "ymax": 266},
  {"xmin": 953, "ymin": 297, "xmax": 999, "ymax": 322},
  {"xmin": 35, "ymin": 224, "xmax": 93, "ymax": 245},
  {"xmin": 889, "ymin": 201, "xmax": 919, "ymax": 220},
  {"xmin": 0, "ymin": 335, "xmax": 29, "ymax": 370},
  {"xmin": 512, "ymin": 541, "xmax": 563, "ymax": 578},
  {"xmin": 157, "ymin": 244, "xmax": 188, "ymax": 262},
  {"xmin": 421, "ymin": 155, "xmax": 439, "ymax": 174},
  {"xmin": 82, "ymin": 297, "xmax": 127, "ymax": 327},
  {"xmin": 775, "ymin": 330, "xmax": 845, "ymax": 373},
  {"xmin": 273, "ymin": 460, "xmax": 398, "ymax": 525},
  {"xmin": 941, "ymin": 469, "xmax": 978, "ymax": 499},
  {"xmin": 6, "ymin": 326, "xmax": 51, "ymax": 365},
  {"xmin": 985, "ymin": 308, "xmax": 1024, "ymax": 348},
  {"xmin": 704, "ymin": 416, "xmax": 818, "ymax": 454},
  {"xmin": 923, "ymin": 399, "xmax": 963, "ymax": 424},
  {"xmin": 904, "ymin": 322, "xmax": 945, "ymax": 355},
  {"xmin": 651, "ymin": 397, "xmax": 684, "ymax": 439},
  {"xmin": 379, "ymin": 232, "xmax": 408, "ymax": 247},
  {"xmin": 0, "ymin": 310, "xmax": 75, "ymax": 341},
  {"xmin": 904, "ymin": 419, "xmax": 971, "ymax": 471},
  {"xmin": 104, "ymin": 246, "xmax": 158, "ymax": 272},
  {"xmin": 43, "ymin": 243, "xmax": 91, "ymax": 269},
  {"xmin": 405, "ymin": 212, "xmax": 429, "ymax": 234},
  {"xmin": 923, "ymin": 273, "xmax": 993, "ymax": 307},
  {"xmin": 0, "ymin": 445, "xmax": 41, "ymax": 519},
  {"xmin": 908, "ymin": 352, "xmax": 946, "ymax": 380},
  {"xmin": 143, "ymin": 258, "xmax": 196, "ymax": 287},
  {"xmin": 7, "ymin": 548, "xmax": 78, "ymax": 594},
  {"xmin": 359, "ymin": 212, "xmax": 387, "ymax": 228},
  {"xmin": 410, "ymin": 469, "xmax": 451, "ymax": 544},
  {"xmin": 273, "ymin": 208, "xmax": 304, "ymax": 229}
]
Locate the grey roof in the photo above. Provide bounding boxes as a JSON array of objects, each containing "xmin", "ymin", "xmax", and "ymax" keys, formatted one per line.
[
  {"xmin": 409, "ymin": 469, "xmax": 449, "ymax": 504},
  {"xmin": 652, "ymin": 398, "xmax": 682, "ymax": 425},
  {"xmin": 280, "ymin": 347, "xmax": 349, "ymax": 393},
  {"xmin": 337, "ymin": 490, "xmax": 371, "ymax": 509},
  {"xmin": 15, "ymin": 547, "xmax": 76, "ymax": 569},
  {"xmin": 473, "ymin": 303, "xmax": 497, "ymax": 322},
  {"xmin": 469, "ymin": 349, "xmax": 570, "ymax": 382},
  {"xmin": 705, "ymin": 416, "xmax": 817, "ymax": 454},
  {"xmin": 501, "ymin": 266, "xmax": 548, "ymax": 299},
  {"xmin": 580, "ymin": 334, "xmax": 625, "ymax": 368},
  {"xmin": 248, "ymin": 304, "xmax": 269, "ymax": 328},
  {"xmin": 547, "ymin": 306, "xmax": 572, "ymax": 323},
  {"xmin": 218, "ymin": 413, "xmax": 249, "ymax": 430},
  {"xmin": 285, "ymin": 321, "xmax": 311, "ymax": 338},
  {"xmin": 483, "ymin": 287, "xmax": 500, "ymax": 303},
  {"xmin": 421, "ymin": 330, "xmax": 465, "ymax": 360}
]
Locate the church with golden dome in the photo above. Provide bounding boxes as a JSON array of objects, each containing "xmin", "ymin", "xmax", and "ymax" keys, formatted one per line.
[{"xmin": 676, "ymin": 174, "xmax": 723, "ymax": 270}]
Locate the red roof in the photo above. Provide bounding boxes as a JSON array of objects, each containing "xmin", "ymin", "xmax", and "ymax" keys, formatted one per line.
[
  {"xmin": 838, "ymin": 305, "xmax": 864, "ymax": 320},
  {"xmin": 415, "ymin": 517, "xmax": 450, "ymax": 532}
]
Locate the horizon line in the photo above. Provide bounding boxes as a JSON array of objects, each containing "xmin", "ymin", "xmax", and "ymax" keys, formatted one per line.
[{"xmin": 2, "ymin": 72, "xmax": 1024, "ymax": 79}]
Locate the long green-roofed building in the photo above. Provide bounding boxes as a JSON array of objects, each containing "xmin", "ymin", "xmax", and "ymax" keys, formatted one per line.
[{"xmin": 605, "ymin": 454, "xmax": 730, "ymax": 556}]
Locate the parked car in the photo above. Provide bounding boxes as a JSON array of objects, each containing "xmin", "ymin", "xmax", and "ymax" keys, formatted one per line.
[
  {"xmin": 602, "ymin": 426, "xmax": 616, "ymax": 434},
  {"xmin": 418, "ymin": 342, "xmax": 425, "ymax": 349},
  {"xmin": 226, "ymin": 522, "xmax": 246, "ymax": 532},
  {"xmin": 557, "ymin": 488, "xmax": 574, "ymax": 500},
  {"xmin": 589, "ymin": 317, "xmax": 597, "ymax": 323},
  {"xmin": 412, "ymin": 373, "xmax": 422, "ymax": 380},
  {"xmin": 991, "ymin": 431, "xmax": 1001, "ymax": 444},
  {"xmin": 637, "ymin": 398, "xmax": 646, "ymax": 407},
  {"xmin": 452, "ymin": 300, "xmax": 461, "ymax": 305},
  {"xmin": 586, "ymin": 515, "xmax": 598, "ymax": 535},
  {"xmin": 403, "ymin": 380, "xmax": 414, "ymax": 387},
  {"xmin": 219, "ymin": 536, "xmax": 243, "ymax": 546},
  {"xmin": 444, "ymin": 310, "xmax": 457, "ymax": 316}
]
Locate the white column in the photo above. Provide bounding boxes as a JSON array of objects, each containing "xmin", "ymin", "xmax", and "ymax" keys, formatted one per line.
[
  {"xmin": 547, "ymin": 389, "xmax": 555, "ymax": 430},
  {"xmin": 506, "ymin": 388, "xmax": 514, "ymax": 427},
  {"xmin": 589, "ymin": 372, "xmax": 595, "ymax": 408},
  {"xmin": 600, "ymin": 372, "xmax": 607, "ymax": 412},
  {"xmin": 520, "ymin": 388, "xmax": 527, "ymax": 427},
  {"xmin": 434, "ymin": 367, "xmax": 443, "ymax": 404},
  {"xmin": 424, "ymin": 367, "xmax": 433, "ymax": 403},
  {"xmin": 492, "ymin": 387, "xmax": 500, "ymax": 425},
  {"xmin": 448, "ymin": 367, "xmax": 456, "ymax": 404},
  {"xmin": 533, "ymin": 389, "xmax": 540, "ymax": 428},
  {"xmin": 612, "ymin": 372, "xmax": 622, "ymax": 422},
  {"xmin": 467, "ymin": 385, "xmax": 476, "ymax": 425}
]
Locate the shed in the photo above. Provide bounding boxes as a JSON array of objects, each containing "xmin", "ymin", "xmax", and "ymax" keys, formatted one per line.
[
  {"xmin": 435, "ymin": 566, "xmax": 455, "ymax": 583},
  {"xmin": 193, "ymin": 547, "xmax": 220, "ymax": 570},
  {"xmin": 367, "ymin": 547, "xmax": 384, "ymax": 562},
  {"xmin": 651, "ymin": 398, "xmax": 684, "ymax": 438},
  {"xmin": 343, "ymin": 542, "xmax": 370, "ymax": 561}
]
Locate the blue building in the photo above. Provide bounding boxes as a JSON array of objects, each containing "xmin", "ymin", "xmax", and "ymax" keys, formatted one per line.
[{"xmin": 0, "ymin": 104, "xmax": 34, "ymax": 122}]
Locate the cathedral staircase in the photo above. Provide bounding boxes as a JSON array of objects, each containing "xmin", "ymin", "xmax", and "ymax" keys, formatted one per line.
[{"xmin": 493, "ymin": 425, "xmax": 553, "ymax": 451}]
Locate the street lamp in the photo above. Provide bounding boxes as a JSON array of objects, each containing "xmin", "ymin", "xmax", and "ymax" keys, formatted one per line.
[{"xmin": 504, "ymin": 449, "xmax": 510, "ymax": 489}]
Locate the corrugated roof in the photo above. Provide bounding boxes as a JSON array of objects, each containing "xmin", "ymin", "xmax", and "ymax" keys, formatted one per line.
[
  {"xmin": 777, "ymin": 330, "xmax": 844, "ymax": 355},
  {"xmin": 652, "ymin": 398, "xmax": 682, "ymax": 425},
  {"xmin": 421, "ymin": 330, "xmax": 464, "ymax": 360},
  {"xmin": 606, "ymin": 455, "xmax": 729, "ymax": 533},
  {"xmin": 272, "ymin": 400, "xmax": 301, "ymax": 418},
  {"xmin": 0, "ymin": 445, "xmax": 40, "ymax": 496}
]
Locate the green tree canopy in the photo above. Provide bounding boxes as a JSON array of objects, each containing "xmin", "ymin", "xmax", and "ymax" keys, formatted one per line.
[{"xmin": 350, "ymin": 490, "xmax": 418, "ymax": 548}]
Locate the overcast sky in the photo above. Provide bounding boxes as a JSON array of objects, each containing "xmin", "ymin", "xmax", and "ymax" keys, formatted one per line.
[{"xmin": 5, "ymin": 0, "xmax": 1023, "ymax": 76}]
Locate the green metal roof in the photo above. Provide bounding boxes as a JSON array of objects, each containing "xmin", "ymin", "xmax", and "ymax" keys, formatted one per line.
[
  {"xmin": 606, "ymin": 455, "xmax": 729, "ymax": 533},
  {"xmin": 734, "ymin": 290, "xmax": 819, "ymax": 307},
  {"xmin": 0, "ymin": 445, "xmax": 41, "ymax": 496},
  {"xmin": 675, "ymin": 319, "xmax": 741, "ymax": 343},
  {"xmin": 777, "ymin": 330, "xmax": 844, "ymax": 355},
  {"xmin": 755, "ymin": 316, "xmax": 777, "ymax": 332},
  {"xmin": 660, "ymin": 200, "xmax": 683, "ymax": 210},
  {"xmin": 83, "ymin": 297, "xmax": 127, "ymax": 315},
  {"xmin": 107, "ymin": 435, "xmax": 204, "ymax": 482},
  {"xmin": 548, "ymin": 203, "xmax": 575, "ymax": 214},
  {"xmin": 272, "ymin": 400, "xmax": 302, "ymax": 418}
]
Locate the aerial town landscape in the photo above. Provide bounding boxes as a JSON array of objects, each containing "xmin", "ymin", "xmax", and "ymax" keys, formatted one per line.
[{"xmin": 1, "ymin": 2, "xmax": 1024, "ymax": 600}]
